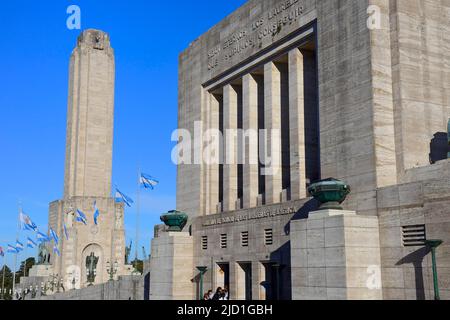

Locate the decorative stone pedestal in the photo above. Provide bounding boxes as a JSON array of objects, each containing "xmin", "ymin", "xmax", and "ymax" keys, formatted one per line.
[
  {"xmin": 28, "ymin": 264, "xmax": 54, "ymax": 277},
  {"xmin": 149, "ymin": 231, "xmax": 194, "ymax": 300},
  {"xmin": 291, "ymin": 210, "xmax": 383, "ymax": 300}
]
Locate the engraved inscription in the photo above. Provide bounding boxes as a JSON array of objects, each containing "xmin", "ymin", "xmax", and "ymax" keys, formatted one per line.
[
  {"xmin": 202, "ymin": 207, "xmax": 296, "ymax": 227},
  {"xmin": 207, "ymin": 0, "xmax": 305, "ymax": 71}
]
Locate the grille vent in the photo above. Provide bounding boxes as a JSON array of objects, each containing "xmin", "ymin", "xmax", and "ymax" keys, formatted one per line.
[{"xmin": 402, "ymin": 225, "xmax": 426, "ymax": 247}]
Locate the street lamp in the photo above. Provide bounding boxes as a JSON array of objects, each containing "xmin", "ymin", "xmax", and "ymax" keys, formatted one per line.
[
  {"xmin": 425, "ymin": 240, "xmax": 443, "ymax": 300},
  {"xmin": 106, "ymin": 260, "xmax": 119, "ymax": 281},
  {"xmin": 196, "ymin": 266, "xmax": 208, "ymax": 300}
]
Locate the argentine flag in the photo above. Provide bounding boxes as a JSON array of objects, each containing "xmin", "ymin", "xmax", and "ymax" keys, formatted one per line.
[
  {"xmin": 7, "ymin": 244, "xmax": 18, "ymax": 254},
  {"xmin": 20, "ymin": 211, "xmax": 38, "ymax": 232},
  {"xmin": 50, "ymin": 228, "xmax": 59, "ymax": 245},
  {"xmin": 93, "ymin": 201, "xmax": 100, "ymax": 225},
  {"xmin": 115, "ymin": 188, "xmax": 134, "ymax": 207},
  {"xmin": 76, "ymin": 209, "xmax": 87, "ymax": 225},
  {"xmin": 53, "ymin": 245, "xmax": 60, "ymax": 257},
  {"xmin": 140, "ymin": 173, "xmax": 159, "ymax": 190},
  {"xmin": 27, "ymin": 237, "xmax": 37, "ymax": 249},
  {"xmin": 64, "ymin": 224, "xmax": 69, "ymax": 240},
  {"xmin": 16, "ymin": 241, "xmax": 24, "ymax": 252},
  {"xmin": 37, "ymin": 232, "xmax": 50, "ymax": 243}
]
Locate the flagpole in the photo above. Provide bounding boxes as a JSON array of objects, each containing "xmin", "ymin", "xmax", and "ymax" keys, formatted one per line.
[
  {"xmin": 1, "ymin": 256, "xmax": 6, "ymax": 300},
  {"xmin": 12, "ymin": 201, "xmax": 22, "ymax": 299},
  {"xmin": 24, "ymin": 244, "xmax": 28, "ymax": 278},
  {"xmin": 135, "ymin": 164, "xmax": 141, "ymax": 273}
]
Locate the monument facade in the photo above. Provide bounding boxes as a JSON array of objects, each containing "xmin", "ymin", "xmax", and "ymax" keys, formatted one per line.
[{"xmin": 150, "ymin": 0, "xmax": 450, "ymax": 300}]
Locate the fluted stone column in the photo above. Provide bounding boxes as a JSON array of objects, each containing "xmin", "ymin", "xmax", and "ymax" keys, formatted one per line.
[
  {"xmin": 289, "ymin": 49, "xmax": 307, "ymax": 200},
  {"xmin": 223, "ymin": 85, "xmax": 238, "ymax": 212},
  {"xmin": 264, "ymin": 62, "xmax": 282, "ymax": 205},
  {"xmin": 252, "ymin": 262, "xmax": 266, "ymax": 300},
  {"xmin": 211, "ymin": 94, "xmax": 221, "ymax": 214},
  {"xmin": 207, "ymin": 93, "xmax": 221, "ymax": 214},
  {"xmin": 242, "ymin": 74, "xmax": 259, "ymax": 209},
  {"xmin": 234, "ymin": 262, "xmax": 246, "ymax": 300}
]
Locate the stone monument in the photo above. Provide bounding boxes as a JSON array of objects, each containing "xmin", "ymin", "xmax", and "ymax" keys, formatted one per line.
[{"xmin": 26, "ymin": 29, "xmax": 133, "ymax": 288}]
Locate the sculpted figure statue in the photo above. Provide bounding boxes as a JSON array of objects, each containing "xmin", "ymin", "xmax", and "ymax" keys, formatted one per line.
[
  {"xmin": 66, "ymin": 210, "xmax": 74, "ymax": 228},
  {"xmin": 125, "ymin": 241, "xmax": 132, "ymax": 265},
  {"xmin": 38, "ymin": 244, "xmax": 50, "ymax": 265},
  {"xmin": 65, "ymin": 201, "xmax": 75, "ymax": 228},
  {"xmin": 115, "ymin": 211, "xmax": 123, "ymax": 229},
  {"xmin": 86, "ymin": 252, "xmax": 99, "ymax": 285}
]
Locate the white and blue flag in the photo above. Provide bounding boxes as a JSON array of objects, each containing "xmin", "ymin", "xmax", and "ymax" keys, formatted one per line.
[
  {"xmin": 16, "ymin": 241, "xmax": 24, "ymax": 252},
  {"xmin": 20, "ymin": 211, "xmax": 38, "ymax": 232},
  {"xmin": 93, "ymin": 201, "xmax": 100, "ymax": 225},
  {"xmin": 27, "ymin": 237, "xmax": 37, "ymax": 249},
  {"xmin": 53, "ymin": 245, "xmax": 60, "ymax": 257},
  {"xmin": 63, "ymin": 224, "xmax": 69, "ymax": 240},
  {"xmin": 37, "ymin": 232, "xmax": 50, "ymax": 243},
  {"xmin": 76, "ymin": 209, "xmax": 87, "ymax": 225},
  {"xmin": 7, "ymin": 244, "xmax": 18, "ymax": 254},
  {"xmin": 140, "ymin": 173, "xmax": 159, "ymax": 190},
  {"xmin": 115, "ymin": 188, "xmax": 134, "ymax": 207},
  {"xmin": 50, "ymin": 228, "xmax": 59, "ymax": 245}
]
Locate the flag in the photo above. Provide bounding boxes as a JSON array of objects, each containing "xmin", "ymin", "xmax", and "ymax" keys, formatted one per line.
[
  {"xmin": 76, "ymin": 209, "xmax": 87, "ymax": 225},
  {"xmin": 115, "ymin": 188, "xmax": 134, "ymax": 207},
  {"xmin": 53, "ymin": 245, "xmax": 60, "ymax": 257},
  {"xmin": 63, "ymin": 224, "xmax": 69, "ymax": 240},
  {"xmin": 27, "ymin": 237, "xmax": 37, "ymax": 249},
  {"xmin": 37, "ymin": 232, "xmax": 50, "ymax": 243},
  {"xmin": 93, "ymin": 201, "xmax": 100, "ymax": 225},
  {"xmin": 0, "ymin": 246, "xmax": 4, "ymax": 257},
  {"xmin": 15, "ymin": 241, "xmax": 24, "ymax": 252},
  {"xmin": 20, "ymin": 211, "xmax": 38, "ymax": 232},
  {"xmin": 50, "ymin": 228, "xmax": 59, "ymax": 245},
  {"xmin": 7, "ymin": 244, "xmax": 18, "ymax": 254},
  {"xmin": 140, "ymin": 173, "xmax": 159, "ymax": 190}
]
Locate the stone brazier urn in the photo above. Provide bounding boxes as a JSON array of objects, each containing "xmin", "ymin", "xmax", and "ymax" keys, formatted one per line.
[
  {"xmin": 160, "ymin": 210, "xmax": 188, "ymax": 232},
  {"xmin": 307, "ymin": 178, "xmax": 351, "ymax": 210}
]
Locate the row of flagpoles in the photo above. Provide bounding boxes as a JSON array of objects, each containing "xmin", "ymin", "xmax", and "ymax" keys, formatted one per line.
[{"xmin": 0, "ymin": 172, "xmax": 159, "ymax": 298}]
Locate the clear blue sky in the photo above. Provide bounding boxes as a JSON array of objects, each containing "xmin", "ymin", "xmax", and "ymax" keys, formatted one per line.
[{"xmin": 0, "ymin": 0, "xmax": 246, "ymax": 269}]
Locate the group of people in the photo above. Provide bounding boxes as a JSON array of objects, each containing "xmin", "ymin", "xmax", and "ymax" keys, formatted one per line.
[{"xmin": 203, "ymin": 286, "xmax": 229, "ymax": 300}]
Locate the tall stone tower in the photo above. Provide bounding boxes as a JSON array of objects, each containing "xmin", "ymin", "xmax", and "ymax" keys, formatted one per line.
[
  {"xmin": 64, "ymin": 29, "xmax": 114, "ymax": 199},
  {"xmin": 45, "ymin": 30, "xmax": 131, "ymax": 288}
]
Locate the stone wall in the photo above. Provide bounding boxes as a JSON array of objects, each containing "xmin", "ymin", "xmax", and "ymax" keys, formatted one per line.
[
  {"xmin": 150, "ymin": 232, "xmax": 194, "ymax": 300},
  {"xmin": 29, "ymin": 275, "xmax": 148, "ymax": 301},
  {"xmin": 377, "ymin": 159, "xmax": 450, "ymax": 300}
]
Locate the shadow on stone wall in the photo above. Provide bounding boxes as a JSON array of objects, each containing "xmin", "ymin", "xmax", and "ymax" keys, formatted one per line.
[
  {"xmin": 284, "ymin": 199, "xmax": 319, "ymax": 236},
  {"xmin": 429, "ymin": 132, "xmax": 449, "ymax": 164},
  {"xmin": 396, "ymin": 247, "xmax": 431, "ymax": 300},
  {"xmin": 269, "ymin": 242, "xmax": 292, "ymax": 300}
]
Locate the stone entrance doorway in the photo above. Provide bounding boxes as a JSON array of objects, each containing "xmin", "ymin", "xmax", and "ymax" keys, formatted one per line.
[
  {"xmin": 236, "ymin": 262, "xmax": 252, "ymax": 300},
  {"xmin": 216, "ymin": 263, "xmax": 230, "ymax": 291}
]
